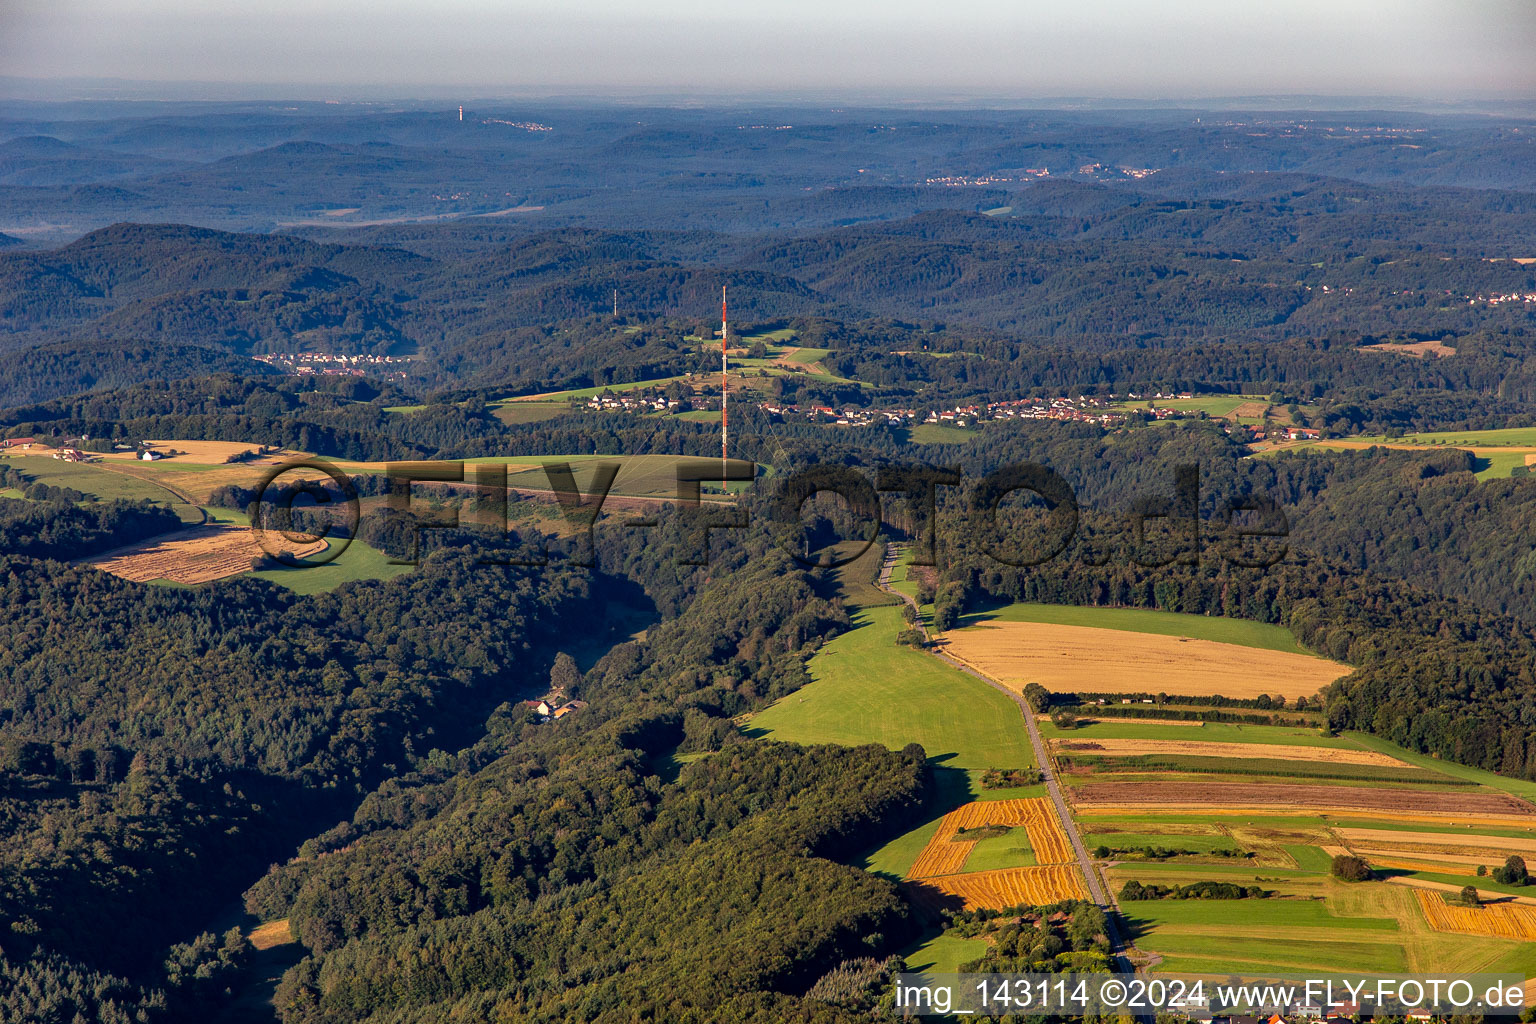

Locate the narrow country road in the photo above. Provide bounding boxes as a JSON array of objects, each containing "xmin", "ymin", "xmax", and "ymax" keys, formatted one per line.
[{"xmin": 876, "ymin": 544, "xmax": 1142, "ymax": 975}]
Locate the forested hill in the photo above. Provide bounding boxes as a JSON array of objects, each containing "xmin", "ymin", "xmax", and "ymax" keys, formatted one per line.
[
  {"xmin": 0, "ymin": 495, "xmax": 933, "ymax": 1023},
  {"xmin": 2, "ymin": 185, "xmax": 1534, "ymax": 402},
  {"xmin": 0, "ymin": 338, "xmax": 273, "ymax": 407}
]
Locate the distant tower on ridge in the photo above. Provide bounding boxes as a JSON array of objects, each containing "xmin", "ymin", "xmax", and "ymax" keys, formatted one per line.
[
  {"xmin": 458, "ymin": 106, "xmax": 464, "ymax": 122},
  {"xmin": 721, "ymin": 286, "xmax": 729, "ymax": 473}
]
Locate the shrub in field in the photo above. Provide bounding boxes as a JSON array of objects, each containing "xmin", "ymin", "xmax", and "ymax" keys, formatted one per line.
[{"xmin": 1331, "ymin": 854, "xmax": 1373, "ymax": 882}]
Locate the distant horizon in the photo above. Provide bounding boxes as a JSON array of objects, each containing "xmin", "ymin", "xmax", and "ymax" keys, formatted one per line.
[
  {"xmin": 4, "ymin": 1, "xmax": 1534, "ymax": 103},
  {"xmin": 1, "ymin": 76, "xmax": 1534, "ymax": 118}
]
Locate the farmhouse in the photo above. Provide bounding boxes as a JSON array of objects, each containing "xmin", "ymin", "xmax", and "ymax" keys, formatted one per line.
[
  {"xmin": 140, "ymin": 450, "xmax": 165, "ymax": 461},
  {"xmin": 1, "ymin": 437, "xmax": 36, "ymax": 449},
  {"xmin": 552, "ymin": 699, "xmax": 588, "ymax": 720}
]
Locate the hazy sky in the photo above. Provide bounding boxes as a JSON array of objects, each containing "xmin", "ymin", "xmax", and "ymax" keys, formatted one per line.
[{"xmin": 3, "ymin": 0, "xmax": 1535, "ymax": 99}]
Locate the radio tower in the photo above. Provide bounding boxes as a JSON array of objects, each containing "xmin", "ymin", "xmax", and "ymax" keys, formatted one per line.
[{"xmin": 720, "ymin": 285, "xmax": 729, "ymax": 478}]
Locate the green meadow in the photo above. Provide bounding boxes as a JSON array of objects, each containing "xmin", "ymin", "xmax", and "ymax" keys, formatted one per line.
[
  {"xmin": 961, "ymin": 827, "xmax": 1037, "ymax": 871},
  {"xmin": 1354, "ymin": 427, "xmax": 1536, "ymax": 446},
  {"xmin": 905, "ymin": 423, "xmax": 979, "ymax": 445},
  {"xmin": 747, "ymin": 603, "xmax": 1034, "ymax": 773},
  {"xmin": 1109, "ymin": 394, "xmax": 1260, "ymax": 417},
  {"xmin": 248, "ymin": 536, "xmax": 415, "ymax": 595}
]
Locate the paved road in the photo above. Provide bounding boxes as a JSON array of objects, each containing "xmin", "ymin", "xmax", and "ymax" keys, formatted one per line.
[{"xmin": 876, "ymin": 544, "xmax": 1140, "ymax": 973}]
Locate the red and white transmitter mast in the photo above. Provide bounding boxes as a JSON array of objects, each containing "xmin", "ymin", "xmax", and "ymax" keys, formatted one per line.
[{"xmin": 720, "ymin": 285, "xmax": 729, "ymax": 476}]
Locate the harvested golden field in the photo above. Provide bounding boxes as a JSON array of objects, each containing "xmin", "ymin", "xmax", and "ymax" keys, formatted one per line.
[
  {"xmin": 1391, "ymin": 877, "xmax": 1536, "ymax": 907},
  {"xmin": 1362, "ymin": 339, "xmax": 1456, "ymax": 358},
  {"xmin": 102, "ymin": 440, "xmax": 304, "ymax": 463},
  {"xmin": 915, "ymin": 865, "xmax": 1091, "ymax": 910},
  {"xmin": 1022, "ymin": 806, "xmax": 1073, "ymax": 866},
  {"xmin": 248, "ymin": 919, "xmax": 295, "ymax": 951},
  {"xmin": 1073, "ymin": 782, "xmax": 1536, "ymax": 817},
  {"xmin": 943, "ymin": 621, "xmax": 1348, "ymax": 700},
  {"xmin": 1053, "ymin": 738, "xmax": 1408, "ymax": 767},
  {"xmin": 1416, "ymin": 890, "xmax": 1536, "ymax": 940},
  {"xmin": 908, "ymin": 810, "xmax": 972, "ymax": 878},
  {"xmin": 1358, "ymin": 853, "xmax": 1481, "ymax": 876},
  {"xmin": 89, "ymin": 526, "xmax": 326, "ymax": 585},
  {"xmin": 1231, "ymin": 400, "xmax": 1270, "ymax": 417},
  {"xmin": 909, "ymin": 799, "xmax": 1072, "ymax": 877},
  {"xmin": 1335, "ymin": 828, "xmax": 1536, "ymax": 854}
]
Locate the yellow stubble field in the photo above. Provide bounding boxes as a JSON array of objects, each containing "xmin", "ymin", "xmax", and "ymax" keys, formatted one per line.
[{"xmin": 943, "ymin": 621, "xmax": 1349, "ymax": 700}]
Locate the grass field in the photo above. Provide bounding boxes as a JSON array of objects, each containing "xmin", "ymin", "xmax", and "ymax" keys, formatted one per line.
[
  {"xmin": 898, "ymin": 931, "xmax": 988, "ymax": 973},
  {"xmin": 491, "ymin": 401, "xmax": 568, "ymax": 425},
  {"xmin": 499, "ymin": 375, "xmax": 686, "ymax": 402},
  {"xmin": 247, "ymin": 536, "xmax": 416, "ymax": 595},
  {"xmin": 746, "ymin": 603, "xmax": 1035, "ymax": 774},
  {"xmin": 905, "ymin": 424, "xmax": 979, "ymax": 444},
  {"xmin": 746, "ymin": 574, "xmax": 1040, "ymax": 888},
  {"xmin": 1083, "ymin": 829, "xmax": 1241, "ymax": 854},
  {"xmin": 5, "ymin": 454, "xmax": 185, "ymax": 504},
  {"xmin": 1111, "ymin": 865, "xmax": 1536, "ymax": 976},
  {"xmin": 1110, "ymin": 395, "xmax": 1260, "ymax": 418},
  {"xmin": 1351, "ymin": 427, "xmax": 1536, "ymax": 447},
  {"xmin": 962, "ymin": 828, "xmax": 1037, "ymax": 871}
]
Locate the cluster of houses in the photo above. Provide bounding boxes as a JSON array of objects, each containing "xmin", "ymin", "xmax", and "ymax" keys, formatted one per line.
[
  {"xmin": 1473, "ymin": 291, "xmax": 1536, "ymax": 307},
  {"xmin": 525, "ymin": 698, "xmax": 588, "ymax": 722},
  {"xmin": 759, "ymin": 403, "xmax": 917, "ymax": 427},
  {"xmin": 252, "ymin": 352, "xmax": 409, "ymax": 379},
  {"xmin": 1187, "ymin": 1007, "xmax": 1365, "ymax": 1024},
  {"xmin": 751, "ymin": 395, "xmax": 1132, "ymax": 430},
  {"xmin": 1, "ymin": 435, "xmax": 189, "ymax": 462},
  {"xmin": 1179, "ymin": 1002, "xmax": 1463, "ymax": 1024},
  {"xmin": 586, "ymin": 393, "xmax": 684, "ymax": 413}
]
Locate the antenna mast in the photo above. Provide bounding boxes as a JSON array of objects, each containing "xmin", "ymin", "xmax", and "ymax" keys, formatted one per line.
[{"xmin": 720, "ymin": 285, "xmax": 729, "ymax": 476}]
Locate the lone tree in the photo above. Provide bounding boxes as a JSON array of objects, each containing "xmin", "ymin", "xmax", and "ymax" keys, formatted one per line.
[
  {"xmin": 1050, "ymin": 708, "xmax": 1078, "ymax": 731},
  {"xmin": 1023, "ymin": 683, "xmax": 1052, "ymax": 714},
  {"xmin": 1331, "ymin": 854, "xmax": 1373, "ymax": 882},
  {"xmin": 1458, "ymin": 885, "xmax": 1480, "ymax": 907},
  {"xmin": 1494, "ymin": 855, "xmax": 1529, "ymax": 886},
  {"xmin": 549, "ymin": 652, "xmax": 580, "ymax": 695}
]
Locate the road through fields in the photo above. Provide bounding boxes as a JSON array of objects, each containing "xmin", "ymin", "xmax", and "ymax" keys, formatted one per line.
[{"xmin": 874, "ymin": 545, "xmax": 1145, "ymax": 975}]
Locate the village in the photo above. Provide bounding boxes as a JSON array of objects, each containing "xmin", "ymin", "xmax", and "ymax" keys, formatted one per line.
[
  {"xmin": 252, "ymin": 352, "xmax": 411, "ymax": 379},
  {"xmin": 578, "ymin": 383, "xmax": 1323, "ymax": 442}
]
